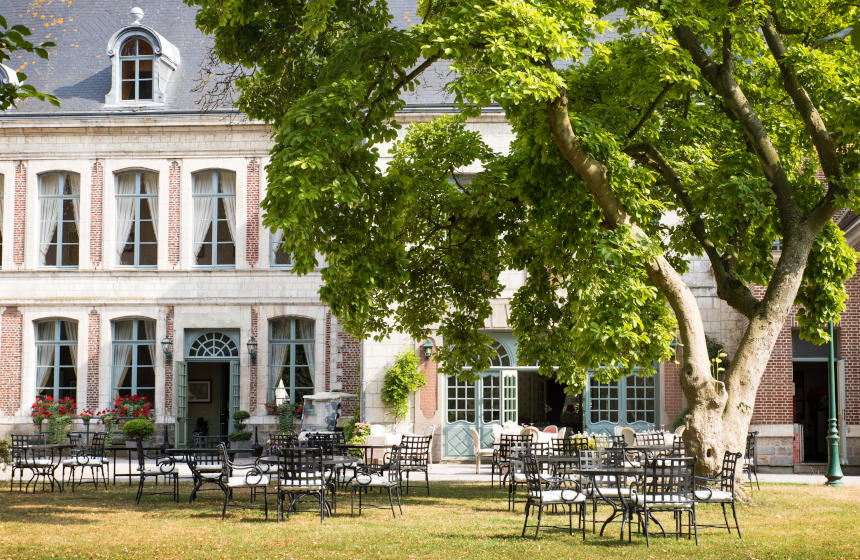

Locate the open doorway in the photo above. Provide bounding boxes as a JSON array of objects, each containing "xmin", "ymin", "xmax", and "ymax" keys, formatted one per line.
[
  {"xmin": 187, "ymin": 362, "xmax": 230, "ymax": 438},
  {"xmin": 516, "ymin": 372, "xmax": 580, "ymax": 431},
  {"xmin": 793, "ymin": 362, "xmax": 828, "ymax": 462}
]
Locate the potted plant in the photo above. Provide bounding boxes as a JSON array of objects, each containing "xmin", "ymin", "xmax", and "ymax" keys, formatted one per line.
[
  {"xmin": 229, "ymin": 410, "xmax": 253, "ymax": 449},
  {"xmin": 31, "ymin": 396, "xmax": 77, "ymax": 444},
  {"xmin": 122, "ymin": 418, "xmax": 155, "ymax": 446}
]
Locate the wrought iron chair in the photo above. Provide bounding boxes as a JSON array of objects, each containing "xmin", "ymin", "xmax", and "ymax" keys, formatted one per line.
[
  {"xmin": 9, "ymin": 434, "xmax": 44, "ymax": 492},
  {"xmin": 743, "ymin": 431, "xmax": 760, "ymax": 491},
  {"xmin": 626, "ymin": 456, "xmax": 698, "ymax": 546},
  {"xmin": 469, "ymin": 427, "xmax": 494, "ymax": 474},
  {"xmin": 187, "ymin": 447, "xmax": 226, "ymax": 503},
  {"xmin": 508, "ymin": 443, "xmax": 554, "ymax": 511},
  {"xmin": 22, "ymin": 444, "xmax": 60, "ymax": 492},
  {"xmin": 133, "ymin": 437, "xmax": 178, "ymax": 504},
  {"xmin": 399, "ymin": 435, "xmax": 431, "ymax": 495},
  {"xmin": 62, "ymin": 432, "xmax": 108, "ymax": 491},
  {"xmin": 217, "ymin": 443, "xmax": 269, "ymax": 519},
  {"xmin": 694, "ymin": 450, "xmax": 743, "ymax": 538},
  {"xmin": 350, "ymin": 445, "xmax": 403, "ymax": 518},
  {"xmin": 493, "ymin": 433, "xmax": 532, "ymax": 488},
  {"xmin": 276, "ymin": 446, "xmax": 330, "ymax": 522},
  {"xmin": 520, "ymin": 452, "xmax": 587, "ymax": 540}
]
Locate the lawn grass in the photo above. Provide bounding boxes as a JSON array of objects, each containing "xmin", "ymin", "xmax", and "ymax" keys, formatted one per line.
[{"xmin": 0, "ymin": 481, "xmax": 857, "ymax": 559}]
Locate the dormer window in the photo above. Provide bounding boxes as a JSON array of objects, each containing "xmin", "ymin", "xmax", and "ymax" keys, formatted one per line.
[
  {"xmin": 120, "ymin": 38, "xmax": 154, "ymax": 101},
  {"xmin": 104, "ymin": 8, "xmax": 180, "ymax": 107}
]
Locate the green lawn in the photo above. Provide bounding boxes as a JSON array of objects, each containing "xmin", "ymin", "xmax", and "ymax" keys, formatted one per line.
[{"xmin": 0, "ymin": 481, "xmax": 857, "ymax": 559}]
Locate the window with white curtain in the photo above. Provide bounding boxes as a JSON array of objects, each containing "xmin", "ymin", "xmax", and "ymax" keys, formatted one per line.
[
  {"xmin": 269, "ymin": 317, "xmax": 315, "ymax": 404},
  {"xmin": 193, "ymin": 170, "xmax": 236, "ymax": 267},
  {"xmin": 270, "ymin": 230, "xmax": 293, "ymax": 268},
  {"xmin": 35, "ymin": 319, "xmax": 77, "ymax": 400},
  {"xmin": 116, "ymin": 171, "xmax": 158, "ymax": 267},
  {"xmin": 120, "ymin": 38, "xmax": 154, "ymax": 101},
  {"xmin": 112, "ymin": 318, "xmax": 156, "ymax": 405},
  {"xmin": 39, "ymin": 172, "xmax": 80, "ymax": 267}
]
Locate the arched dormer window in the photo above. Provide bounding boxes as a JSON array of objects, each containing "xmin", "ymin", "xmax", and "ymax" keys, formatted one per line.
[
  {"xmin": 119, "ymin": 38, "xmax": 154, "ymax": 101},
  {"xmin": 104, "ymin": 9, "xmax": 179, "ymax": 107}
]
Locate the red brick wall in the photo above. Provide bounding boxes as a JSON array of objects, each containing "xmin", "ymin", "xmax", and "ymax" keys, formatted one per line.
[
  {"xmin": 419, "ymin": 339, "xmax": 438, "ymax": 419},
  {"xmin": 246, "ymin": 159, "xmax": 260, "ymax": 267},
  {"xmin": 335, "ymin": 327, "xmax": 361, "ymax": 417},
  {"xmin": 752, "ymin": 319, "xmax": 795, "ymax": 424},
  {"xmin": 13, "ymin": 162, "xmax": 26, "ymax": 267},
  {"xmin": 89, "ymin": 160, "xmax": 103, "ymax": 268},
  {"xmin": 250, "ymin": 307, "xmax": 259, "ymax": 412},
  {"xmin": 0, "ymin": 307, "xmax": 23, "ymax": 415},
  {"xmin": 168, "ymin": 161, "xmax": 181, "ymax": 267},
  {"xmin": 662, "ymin": 345, "xmax": 684, "ymax": 424},
  {"xmin": 841, "ymin": 272, "xmax": 860, "ymax": 426},
  {"xmin": 86, "ymin": 309, "xmax": 100, "ymax": 409},
  {"xmin": 165, "ymin": 306, "xmax": 174, "ymax": 413}
]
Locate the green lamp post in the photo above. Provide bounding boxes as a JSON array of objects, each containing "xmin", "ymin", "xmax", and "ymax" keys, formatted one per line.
[{"xmin": 826, "ymin": 321, "xmax": 844, "ymax": 486}]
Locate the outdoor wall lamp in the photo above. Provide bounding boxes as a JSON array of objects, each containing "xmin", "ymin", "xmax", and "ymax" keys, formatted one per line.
[
  {"xmin": 247, "ymin": 336, "xmax": 258, "ymax": 365},
  {"xmin": 423, "ymin": 339, "xmax": 434, "ymax": 359},
  {"xmin": 161, "ymin": 336, "xmax": 173, "ymax": 362}
]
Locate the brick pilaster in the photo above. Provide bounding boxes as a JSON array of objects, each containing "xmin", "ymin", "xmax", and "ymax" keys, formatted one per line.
[
  {"xmin": 335, "ymin": 322, "xmax": 361, "ymax": 417},
  {"xmin": 419, "ymin": 339, "xmax": 437, "ymax": 419},
  {"xmin": 89, "ymin": 160, "xmax": 104, "ymax": 268},
  {"xmin": 0, "ymin": 307, "xmax": 24, "ymax": 415},
  {"xmin": 13, "ymin": 162, "xmax": 26, "ymax": 267},
  {"xmin": 87, "ymin": 309, "xmax": 100, "ymax": 409},
  {"xmin": 168, "ymin": 161, "xmax": 181, "ymax": 267},
  {"xmin": 246, "ymin": 158, "xmax": 260, "ymax": 267},
  {"xmin": 250, "ymin": 307, "xmax": 259, "ymax": 412},
  {"xmin": 165, "ymin": 307, "xmax": 175, "ymax": 413}
]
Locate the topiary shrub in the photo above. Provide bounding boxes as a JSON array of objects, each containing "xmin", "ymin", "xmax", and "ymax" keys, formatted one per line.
[
  {"xmin": 229, "ymin": 410, "xmax": 252, "ymax": 441},
  {"xmin": 122, "ymin": 418, "xmax": 154, "ymax": 441},
  {"xmin": 381, "ymin": 350, "xmax": 426, "ymax": 423}
]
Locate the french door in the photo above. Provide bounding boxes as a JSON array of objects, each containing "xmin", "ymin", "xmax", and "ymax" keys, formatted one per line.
[{"xmin": 443, "ymin": 369, "xmax": 518, "ymax": 458}]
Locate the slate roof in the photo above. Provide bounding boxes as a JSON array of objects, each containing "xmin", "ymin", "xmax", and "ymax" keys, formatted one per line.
[{"xmin": 2, "ymin": 0, "xmax": 454, "ymax": 116}]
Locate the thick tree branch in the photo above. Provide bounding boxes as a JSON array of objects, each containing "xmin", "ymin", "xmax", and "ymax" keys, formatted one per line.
[
  {"xmin": 625, "ymin": 142, "xmax": 759, "ymax": 317},
  {"xmin": 361, "ymin": 55, "xmax": 441, "ymax": 127},
  {"xmin": 625, "ymin": 82, "xmax": 673, "ymax": 142},
  {"xmin": 673, "ymin": 24, "xmax": 800, "ymax": 228},
  {"xmin": 761, "ymin": 17, "xmax": 844, "ymax": 229}
]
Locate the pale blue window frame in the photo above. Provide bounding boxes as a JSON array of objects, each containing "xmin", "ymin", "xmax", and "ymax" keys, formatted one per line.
[{"xmin": 111, "ymin": 318, "xmax": 156, "ymax": 406}]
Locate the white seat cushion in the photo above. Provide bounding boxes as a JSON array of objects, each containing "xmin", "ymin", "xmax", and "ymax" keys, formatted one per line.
[
  {"xmin": 694, "ymin": 489, "xmax": 733, "ymax": 502},
  {"xmin": 351, "ymin": 474, "xmax": 397, "ymax": 487},
  {"xmin": 139, "ymin": 466, "xmax": 175, "ymax": 475},
  {"xmin": 227, "ymin": 475, "xmax": 269, "ymax": 488},
  {"xmin": 62, "ymin": 457, "xmax": 103, "ymax": 467},
  {"xmin": 528, "ymin": 489, "xmax": 585, "ymax": 504},
  {"xmin": 195, "ymin": 464, "xmax": 223, "ymax": 473},
  {"xmin": 586, "ymin": 487, "xmax": 631, "ymax": 498},
  {"xmin": 633, "ymin": 495, "xmax": 692, "ymax": 508}
]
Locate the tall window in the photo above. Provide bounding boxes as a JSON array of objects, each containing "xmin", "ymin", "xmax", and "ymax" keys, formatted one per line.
[
  {"xmin": 116, "ymin": 171, "xmax": 158, "ymax": 266},
  {"xmin": 271, "ymin": 230, "xmax": 293, "ymax": 268},
  {"xmin": 39, "ymin": 172, "xmax": 80, "ymax": 267},
  {"xmin": 112, "ymin": 319, "xmax": 156, "ymax": 405},
  {"xmin": 193, "ymin": 170, "xmax": 236, "ymax": 267},
  {"xmin": 269, "ymin": 317, "xmax": 314, "ymax": 404},
  {"xmin": 0, "ymin": 175, "xmax": 4, "ymax": 266},
  {"xmin": 120, "ymin": 38, "xmax": 154, "ymax": 101},
  {"xmin": 35, "ymin": 319, "xmax": 77, "ymax": 400}
]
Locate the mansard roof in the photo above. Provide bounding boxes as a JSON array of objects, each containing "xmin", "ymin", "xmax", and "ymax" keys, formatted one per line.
[{"xmin": 2, "ymin": 0, "xmax": 453, "ymax": 116}]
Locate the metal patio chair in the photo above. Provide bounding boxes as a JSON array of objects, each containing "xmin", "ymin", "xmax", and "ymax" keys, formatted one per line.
[{"xmin": 694, "ymin": 450, "xmax": 743, "ymax": 538}]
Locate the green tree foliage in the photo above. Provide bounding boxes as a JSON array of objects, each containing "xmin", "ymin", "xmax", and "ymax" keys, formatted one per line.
[
  {"xmin": 381, "ymin": 351, "xmax": 426, "ymax": 420},
  {"xmin": 187, "ymin": 0, "xmax": 859, "ymax": 406},
  {"xmin": 0, "ymin": 15, "xmax": 58, "ymax": 109}
]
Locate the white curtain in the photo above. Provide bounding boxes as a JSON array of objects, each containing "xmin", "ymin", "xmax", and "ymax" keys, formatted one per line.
[
  {"xmin": 192, "ymin": 172, "xmax": 214, "ymax": 259},
  {"xmin": 143, "ymin": 320, "xmax": 156, "ymax": 370},
  {"xmin": 219, "ymin": 172, "xmax": 237, "ymax": 244},
  {"xmin": 270, "ymin": 319, "xmax": 290, "ymax": 400},
  {"xmin": 142, "ymin": 173, "xmax": 158, "ymax": 239},
  {"xmin": 67, "ymin": 174, "xmax": 80, "ymax": 230},
  {"xmin": 0, "ymin": 181, "xmax": 4, "ymax": 237},
  {"xmin": 297, "ymin": 319, "xmax": 315, "ymax": 383},
  {"xmin": 116, "ymin": 174, "xmax": 137, "ymax": 258},
  {"xmin": 113, "ymin": 320, "xmax": 135, "ymax": 390},
  {"xmin": 36, "ymin": 322, "xmax": 56, "ymax": 390},
  {"xmin": 39, "ymin": 175, "xmax": 61, "ymax": 264},
  {"xmin": 63, "ymin": 321, "xmax": 78, "ymax": 382}
]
